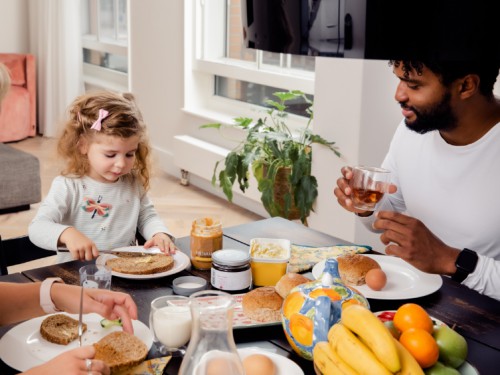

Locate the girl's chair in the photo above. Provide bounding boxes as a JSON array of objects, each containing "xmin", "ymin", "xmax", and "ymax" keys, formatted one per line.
[{"xmin": 0, "ymin": 53, "xmax": 37, "ymax": 143}]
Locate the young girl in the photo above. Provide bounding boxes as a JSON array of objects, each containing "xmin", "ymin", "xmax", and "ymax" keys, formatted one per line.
[{"xmin": 29, "ymin": 91, "xmax": 176, "ymax": 262}]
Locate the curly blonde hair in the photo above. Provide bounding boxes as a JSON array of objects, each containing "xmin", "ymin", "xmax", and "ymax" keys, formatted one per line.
[
  {"xmin": 0, "ymin": 63, "xmax": 11, "ymax": 103},
  {"xmin": 58, "ymin": 91, "xmax": 152, "ymax": 190}
]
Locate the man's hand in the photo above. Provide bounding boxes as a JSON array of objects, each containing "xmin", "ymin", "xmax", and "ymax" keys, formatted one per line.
[
  {"xmin": 373, "ymin": 210, "xmax": 460, "ymax": 275},
  {"xmin": 334, "ymin": 166, "xmax": 396, "ymax": 216}
]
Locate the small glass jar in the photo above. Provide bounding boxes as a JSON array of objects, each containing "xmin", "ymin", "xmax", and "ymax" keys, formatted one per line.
[
  {"xmin": 211, "ymin": 249, "xmax": 251, "ymax": 292},
  {"xmin": 190, "ymin": 217, "xmax": 223, "ymax": 270}
]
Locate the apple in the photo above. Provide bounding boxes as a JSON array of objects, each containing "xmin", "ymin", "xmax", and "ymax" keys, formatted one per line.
[
  {"xmin": 425, "ymin": 361, "xmax": 460, "ymax": 375},
  {"xmin": 433, "ymin": 325, "xmax": 468, "ymax": 368},
  {"xmin": 383, "ymin": 320, "xmax": 401, "ymax": 339}
]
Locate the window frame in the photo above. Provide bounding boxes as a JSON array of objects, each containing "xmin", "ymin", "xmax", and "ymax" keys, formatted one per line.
[
  {"xmin": 184, "ymin": 0, "xmax": 316, "ymax": 128},
  {"xmin": 81, "ymin": 0, "xmax": 129, "ymax": 92}
]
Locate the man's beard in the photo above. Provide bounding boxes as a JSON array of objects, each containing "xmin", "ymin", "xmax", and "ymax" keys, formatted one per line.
[{"xmin": 402, "ymin": 91, "xmax": 457, "ymax": 134}]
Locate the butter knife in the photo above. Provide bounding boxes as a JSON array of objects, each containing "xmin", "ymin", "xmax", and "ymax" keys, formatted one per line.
[
  {"xmin": 57, "ymin": 247, "xmax": 163, "ymax": 256},
  {"xmin": 78, "ymin": 285, "xmax": 84, "ymax": 347}
]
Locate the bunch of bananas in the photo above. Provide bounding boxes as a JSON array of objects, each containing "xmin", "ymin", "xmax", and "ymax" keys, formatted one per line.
[{"xmin": 313, "ymin": 304, "xmax": 424, "ymax": 375}]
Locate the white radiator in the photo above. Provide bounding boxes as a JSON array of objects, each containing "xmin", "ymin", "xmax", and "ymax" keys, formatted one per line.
[{"xmin": 172, "ymin": 135, "xmax": 262, "ymax": 203}]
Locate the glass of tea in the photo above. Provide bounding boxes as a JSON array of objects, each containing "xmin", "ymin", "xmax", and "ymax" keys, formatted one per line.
[{"xmin": 350, "ymin": 166, "xmax": 391, "ymax": 211}]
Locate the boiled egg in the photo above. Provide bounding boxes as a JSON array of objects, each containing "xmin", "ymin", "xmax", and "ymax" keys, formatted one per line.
[
  {"xmin": 242, "ymin": 353, "xmax": 276, "ymax": 375},
  {"xmin": 365, "ymin": 268, "xmax": 387, "ymax": 291}
]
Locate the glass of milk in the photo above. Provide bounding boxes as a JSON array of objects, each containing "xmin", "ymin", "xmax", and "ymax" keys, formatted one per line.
[{"xmin": 149, "ymin": 295, "xmax": 192, "ymax": 356}]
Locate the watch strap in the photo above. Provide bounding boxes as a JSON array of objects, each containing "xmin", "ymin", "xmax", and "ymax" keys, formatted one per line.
[
  {"xmin": 452, "ymin": 248, "xmax": 478, "ymax": 283},
  {"xmin": 40, "ymin": 277, "xmax": 64, "ymax": 314}
]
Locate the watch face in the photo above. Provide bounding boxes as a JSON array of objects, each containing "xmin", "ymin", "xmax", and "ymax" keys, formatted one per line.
[{"xmin": 457, "ymin": 249, "xmax": 478, "ymax": 273}]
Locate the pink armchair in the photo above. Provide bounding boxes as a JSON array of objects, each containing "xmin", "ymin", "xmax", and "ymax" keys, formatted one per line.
[{"xmin": 0, "ymin": 54, "xmax": 37, "ymax": 142}]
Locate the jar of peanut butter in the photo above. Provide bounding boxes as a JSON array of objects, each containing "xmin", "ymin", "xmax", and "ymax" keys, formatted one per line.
[{"xmin": 190, "ymin": 217, "xmax": 223, "ymax": 270}]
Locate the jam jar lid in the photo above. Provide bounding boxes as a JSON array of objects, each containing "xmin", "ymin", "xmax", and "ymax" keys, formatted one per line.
[{"xmin": 212, "ymin": 249, "xmax": 250, "ymax": 267}]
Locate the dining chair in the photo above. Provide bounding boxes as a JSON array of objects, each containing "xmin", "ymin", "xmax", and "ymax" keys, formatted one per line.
[{"xmin": 0, "ymin": 235, "xmax": 55, "ymax": 275}]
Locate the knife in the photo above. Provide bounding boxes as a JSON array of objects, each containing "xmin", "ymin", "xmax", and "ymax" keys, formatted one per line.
[
  {"xmin": 78, "ymin": 285, "xmax": 84, "ymax": 347},
  {"xmin": 57, "ymin": 247, "xmax": 163, "ymax": 256}
]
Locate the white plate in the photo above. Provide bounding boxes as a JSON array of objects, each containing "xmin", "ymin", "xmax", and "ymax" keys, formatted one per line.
[
  {"xmin": 238, "ymin": 347, "xmax": 304, "ymax": 375},
  {"xmin": 97, "ymin": 248, "xmax": 190, "ymax": 279},
  {"xmin": 312, "ymin": 254, "xmax": 443, "ymax": 300},
  {"xmin": 0, "ymin": 312, "xmax": 153, "ymax": 372},
  {"xmin": 458, "ymin": 362, "xmax": 479, "ymax": 375}
]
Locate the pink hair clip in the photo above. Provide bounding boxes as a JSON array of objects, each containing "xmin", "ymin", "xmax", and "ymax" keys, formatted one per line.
[{"xmin": 90, "ymin": 109, "xmax": 109, "ymax": 131}]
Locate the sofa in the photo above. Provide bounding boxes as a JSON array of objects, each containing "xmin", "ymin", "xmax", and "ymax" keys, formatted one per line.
[
  {"xmin": 0, "ymin": 143, "xmax": 41, "ymax": 213},
  {"xmin": 0, "ymin": 54, "xmax": 37, "ymax": 143}
]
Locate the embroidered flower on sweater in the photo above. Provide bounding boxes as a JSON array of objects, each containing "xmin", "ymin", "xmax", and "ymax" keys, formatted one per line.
[{"xmin": 82, "ymin": 195, "xmax": 112, "ymax": 218}]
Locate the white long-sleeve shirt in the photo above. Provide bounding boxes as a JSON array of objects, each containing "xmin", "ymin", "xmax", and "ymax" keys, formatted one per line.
[
  {"xmin": 29, "ymin": 175, "xmax": 171, "ymax": 263},
  {"xmin": 359, "ymin": 120, "xmax": 500, "ymax": 300}
]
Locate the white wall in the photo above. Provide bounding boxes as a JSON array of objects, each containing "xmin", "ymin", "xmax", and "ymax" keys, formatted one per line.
[
  {"xmin": 128, "ymin": 0, "xmax": 185, "ymax": 174},
  {"xmin": 0, "ymin": 0, "xmax": 29, "ymax": 53},
  {"xmin": 309, "ymin": 58, "xmax": 401, "ymax": 247}
]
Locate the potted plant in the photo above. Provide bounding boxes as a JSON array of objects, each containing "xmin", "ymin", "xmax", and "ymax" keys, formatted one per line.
[{"xmin": 201, "ymin": 90, "xmax": 341, "ymax": 224}]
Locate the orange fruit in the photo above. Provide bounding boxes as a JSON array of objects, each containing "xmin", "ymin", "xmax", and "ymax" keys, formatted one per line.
[
  {"xmin": 393, "ymin": 303, "xmax": 434, "ymax": 333},
  {"xmin": 399, "ymin": 328, "xmax": 439, "ymax": 368}
]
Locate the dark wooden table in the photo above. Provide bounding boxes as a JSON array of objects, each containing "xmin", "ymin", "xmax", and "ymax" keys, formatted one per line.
[{"xmin": 1, "ymin": 217, "xmax": 500, "ymax": 374}]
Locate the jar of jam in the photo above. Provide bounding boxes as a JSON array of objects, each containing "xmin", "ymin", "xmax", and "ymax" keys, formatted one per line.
[
  {"xmin": 190, "ymin": 217, "xmax": 223, "ymax": 270},
  {"xmin": 211, "ymin": 249, "xmax": 251, "ymax": 292}
]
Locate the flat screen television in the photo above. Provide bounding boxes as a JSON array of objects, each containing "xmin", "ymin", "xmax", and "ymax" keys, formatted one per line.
[{"xmin": 241, "ymin": 0, "xmax": 499, "ymax": 61}]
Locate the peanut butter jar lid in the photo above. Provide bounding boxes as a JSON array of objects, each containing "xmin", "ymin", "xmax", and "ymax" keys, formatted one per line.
[{"xmin": 212, "ymin": 249, "xmax": 250, "ymax": 267}]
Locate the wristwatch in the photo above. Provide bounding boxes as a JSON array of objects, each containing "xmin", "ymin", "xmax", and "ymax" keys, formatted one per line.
[{"xmin": 452, "ymin": 248, "xmax": 478, "ymax": 283}]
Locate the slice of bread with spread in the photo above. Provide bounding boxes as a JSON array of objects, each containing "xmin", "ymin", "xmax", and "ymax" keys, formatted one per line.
[
  {"xmin": 40, "ymin": 314, "xmax": 87, "ymax": 345},
  {"xmin": 106, "ymin": 254, "xmax": 174, "ymax": 275},
  {"xmin": 93, "ymin": 331, "xmax": 148, "ymax": 374}
]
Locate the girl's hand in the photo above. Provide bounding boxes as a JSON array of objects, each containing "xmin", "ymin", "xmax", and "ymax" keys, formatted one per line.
[
  {"xmin": 59, "ymin": 227, "xmax": 99, "ymax": 261},
  {"xmin": 144, "ymin": 232, "xmax": 177, "ymax": 254},
  {"xmin": 51, "ymin": 283, "xmax": 138, "ymax": 334},
  {"xmin": 23, "ymin": 345, "xmax": 109, "ymax": 375}
]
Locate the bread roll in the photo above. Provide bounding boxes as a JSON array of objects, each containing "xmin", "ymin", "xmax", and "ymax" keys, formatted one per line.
[
  {"xmin": 242, "ymin": 287, "xmax": 283, "ymax": 322},
  {"xmin": 93, "ymin": 331, "xmax": 148, "ymax": 374},
  {"xmin": 275, "ymin": 273, "xmax": 310, "ymax": 299},
  {"xmin": 40, "ymin": 314, "xmax": 87, "ymax": 345},
  {"xmin": 337, "ymin": 254, "xmax": 381, "ymax": 285}
]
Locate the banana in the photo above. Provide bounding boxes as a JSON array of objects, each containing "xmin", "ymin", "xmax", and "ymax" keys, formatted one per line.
[
  {"xmin": 328, "ymin": 323, "xmax": 392, "ymax": 375},
  {"xmin": 341, "ymin": 304, "xmax": 401, "ymax": 373},
  {"xmin": 313, "ymin": 341, "xmax": 358, "ymax": 375},
  {"xmin": 393, "ymin": 337, "xmax": 425, "ymax": 375}
]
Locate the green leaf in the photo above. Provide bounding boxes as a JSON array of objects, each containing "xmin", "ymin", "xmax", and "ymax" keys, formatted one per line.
[
  {"xmin": 199, "ymin": 123, "xmax": 222, "ymax": 129},
  {"xmin": 295, "ymin": 175, "xmax": 318, "ymax": 220},
  {"xmin": 218, "ymin": 170, "xmax": 234, "ymax": 202}
]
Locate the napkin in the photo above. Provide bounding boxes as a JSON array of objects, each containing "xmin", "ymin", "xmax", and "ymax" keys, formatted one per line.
[
  {"xmin": 114, "ymin": 356, "xmax": 171, "ymax": 375},
  {"xmin": 288, "ymin": 244, "xmax": 371, "ymax": 273}
]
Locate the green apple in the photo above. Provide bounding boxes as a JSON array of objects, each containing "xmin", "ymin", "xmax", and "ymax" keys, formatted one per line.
[
  {"xmin": 433, "ymin": 325, "xmax": 468, "ymax": 368},
  {"xmin": 383, "ymin": 320, "xmax": 401, "ymax": 339},
  {"xmin": 425, "ymin": 361, "xmax": 460, "ymax": 375}
]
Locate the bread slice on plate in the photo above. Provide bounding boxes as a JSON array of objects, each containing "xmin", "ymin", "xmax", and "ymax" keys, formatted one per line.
[
  {"xmin": 93, "ymin": 331, "xmax": 148, "ymax": 374},
  {"xmin": 106, "ymin": 254, "xmax": 174, "ymax": 275},
  {"xmin": 40, "ymin": 314, "xmax": 87, "ymax": 345}
]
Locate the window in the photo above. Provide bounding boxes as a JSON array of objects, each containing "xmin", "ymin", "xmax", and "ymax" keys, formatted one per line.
[
  {"xmin": 185, "ymin": 0, "xmax": 316, "ymax": 124},
  {"xmin": 81, "ymin": 0, "xmax": 128, "ymax": 91}
]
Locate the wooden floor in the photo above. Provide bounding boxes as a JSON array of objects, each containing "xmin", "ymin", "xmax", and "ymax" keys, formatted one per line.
[{"xmin": 1, "ymin": 136, "xmax": 262, "ymax": 272}]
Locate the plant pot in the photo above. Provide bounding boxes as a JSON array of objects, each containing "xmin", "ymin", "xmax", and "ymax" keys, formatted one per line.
[{"xmin": 271, "ymin": 166, "xmax": 302, "ymax": 221}]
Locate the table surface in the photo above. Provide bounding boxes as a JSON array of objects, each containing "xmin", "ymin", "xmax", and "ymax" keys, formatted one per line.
[{"xmin": 1, "ymin": 217, "xmax": 500, "ymax": 374}]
